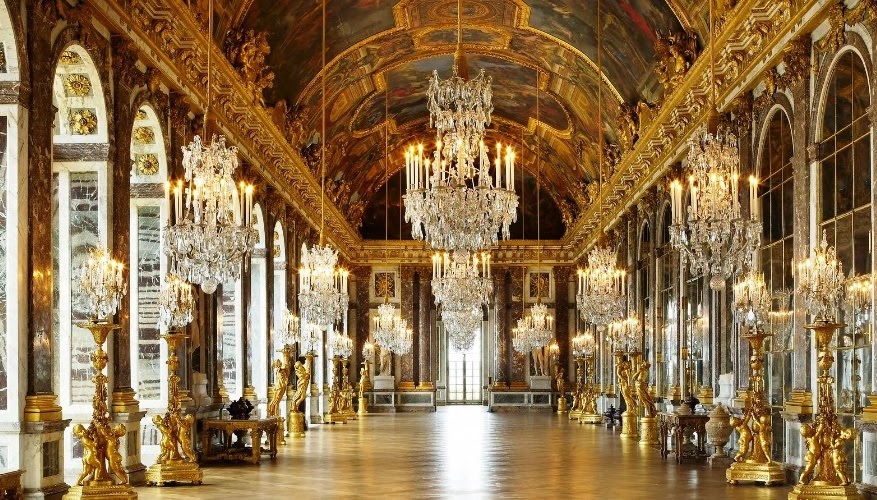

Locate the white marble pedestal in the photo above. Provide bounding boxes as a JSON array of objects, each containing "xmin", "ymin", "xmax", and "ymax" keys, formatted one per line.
[
  {"xmin": 306, "ymin": 394, "xmax": 322, "ymax": 424},
  {"xmin": 21, "ymin": 419, "xmax": 71, "ymax": 499},
  {"xmin": 373, "ymin": 375, "xmax": 395, "ymax": 391},
  {"xmin": 113, "ymin": 410, "xmax": 147, "ymax": 485},
  {"xmin": 529, "ymin": 376, "xmax": 551, "ymax": 390}
]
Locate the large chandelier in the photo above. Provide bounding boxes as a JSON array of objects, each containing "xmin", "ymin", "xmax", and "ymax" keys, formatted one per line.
[
  {"xmin": 512, "ymin": 303, "xmax": 554, "ymax": 354},
  {"xmin": 442, "ymin": 306, "xmax": 482, "ymax": 352},
  {"xmin": 732, "ymin": 269, "xmax": 771, "ymax": 331},
  {"xmin": 164, "ymin": 135, "xmax": 258, "ymax": 294},
  {"xmin": 608, "ymin": 314, "xmax": 641, "ymax": 353},
  {"xmin": 576, "ymin": 246, "xmax": 627, "ymax": 326},
  {"xmin": 330, "ymin": 329, "xmax": 353, "ymax": 359},
  {"xmin": 77, "ymin": 246, "xmax": 126, "ymax": 322},
  {"xmin": 795, "ymin": 231, "xmax": 844, "ymax": 322},
  {"xmin": 432, "ymin": 251, "xmax": 492, "ymax": 312},
  {"xmin": 298, "ymin": 243, "xmax": 349, "ymax": 328}
]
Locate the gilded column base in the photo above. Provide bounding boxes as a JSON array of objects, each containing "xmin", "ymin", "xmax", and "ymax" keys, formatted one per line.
[
  {"xmin": 64, "ymin": 483, "xmax": 138, "ymax": 500},
  {"xmin": 620, "ymin": 413, "xmax": 639, "ymax": 439},
  {"xmin": 358, "ymin": 398, "xmax": 369, "ymax": 415},
  {"xmin": 726, "ymin": 460, "xmax": 786, "ymax": 486},
  {"xmin": 145, "ymin": 461, "xmax": 202, "ymax": 486},
  {"xmin": 557, "ymin": 397, "xmax": 568, "ymax": 414},
  {"xmin": 862, "ymin": 394, "xmax": 877, "ymax": 422},
  {"xmin": 110, "ymin": 389, "xmax": 140, "ymax": 413},
  {"xmin": 639, "ymin": 416, "xmax": 659, "ymax": 446},
  {"xmin": 287, "ymin": 412, "xmax": 306, "ymax": 437},
  {"xmin": 697, "ymin": 387, "xmax": 714, "ymax": 405},
  {"xmin": 579, "ymin": 413, "xmax": 602, "ymax": 424},
  {"xmin": 242, "ymin": 386, "xmax": 257, "ymax": 403},
  {"xmin": 787, "ymin": 483, "xmax": 863, "ymax": 499},
  {"xmin": 24, "ymin": 394, "xmax": 63, "ymax": 422}
]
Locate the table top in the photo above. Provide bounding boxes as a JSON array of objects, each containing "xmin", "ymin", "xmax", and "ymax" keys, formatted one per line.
[
  {"xmin": 658, "ymin": 411, "xmax": 710, "ymax": 423},
  {"xmin": 201, "ymin": 416, "xmax": 280, "ymax": 429}
]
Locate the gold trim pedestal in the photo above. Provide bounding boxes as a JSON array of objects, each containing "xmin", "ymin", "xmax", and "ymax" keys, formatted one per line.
[
  {"xmin": 788, "ymin": 321, "xmax": 862, "ymax": 499},
  {"xmin": 726, "ymin": 329, "xmax": 784, "ymax": 486},
  {"xmin": 636, "ymin": 357, "xmax": 659, "ymax": 445},
  {"xmin": 146, "ymin": 332, "xmax": 203, "ymax": 486},
  {"xmin": 64, "ymin": 323, "xmax": 137, "ymax": 500}
]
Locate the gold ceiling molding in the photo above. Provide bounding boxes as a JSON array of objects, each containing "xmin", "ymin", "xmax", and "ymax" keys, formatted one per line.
[
  {"xmin": 564, "ymin": 0, "xmax": 829, "ymax": 261},
  {"xmin": 352, "ymin": 240, "xmax": 571, "ymax": 266},
  {"xmin": 88, "ymin": 0, "xmax": 360, "ymax": 257}
]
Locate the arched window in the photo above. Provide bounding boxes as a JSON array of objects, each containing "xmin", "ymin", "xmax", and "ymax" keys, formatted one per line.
[
  {"xmin": 272, "ymin": 221, "xmax": 287, "ymax": 354},
  {"xmin": 656, "ymin": 204, "xmax": 675, "ymax": 399},
  {"xmin": 129, "ymin": 104, "xmax": 168, "ymax": 406},
  {"xmin": 250, "ymin": 204, "xmax": 268, "ymax": 401},
  {"xmin": 757, "ymin": 107, "xmax": 794, "ymax": 461},
  {"xmin": 637, "ymin": 221, "xmax": 652, "ymax": 359},
  {"xmin": 221, "ymin": 189, "xmax": 244, "ymax": 398},
  {"xmin": 51, "ymin": 45, "xmax": 109, "ymax": 409},
  {"xmin": 817, "ymin": 48, "xmax": 872, "ymax": 478}
]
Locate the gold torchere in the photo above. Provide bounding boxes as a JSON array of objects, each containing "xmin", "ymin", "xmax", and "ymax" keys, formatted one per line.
[
  {"xmin": 726, "ymin": 328, "xmax": 784, "ymax": 486},
  {"xmin": 305, "ymin": 352, "xmax": 318, "ymax": 396},
  {"xmin": 616, "ymin": 351, "xmax": 639, "ymax": 440},
  {"xmin": 358, "ymin": 362, "xmax": 370, "ymax": 415},
  {"xmin": 287, "ymin": 360, "xmax": 310, "ymax": 437},
  {"xmin": 555, "ymin": 366, "xmax": 568, "ymax": 414},
  {"xmin": 636, "ymin": 358, "xmax": 659, "ymax": 445},
  {"xmin": 568, "ymin": 356, "xmax": 585, "ymax": 419},
  {"xmin": 341, "ymin": 358, "xmax": 356, "ymax": 420},
  {"xmin": 788, "ymin": 321, "xmax": 862, "ymax": 500},
  {"xmin": 146, "ymin": 332, "xmax": 203, "ymax": 486},
  {"xmin": 268, "ymin": 345, "xmax": 293, "ymax": 445},
  {"xmin": 579, "ymin": 354, "xmax": 601, "ymax": 424},
  {"xmin": 64, "ymin": 323, "xmax": 137, "ymax": 500},
  {"xmin": 324, "ymin": 356, "xmax": 347, "ymax": 424}
]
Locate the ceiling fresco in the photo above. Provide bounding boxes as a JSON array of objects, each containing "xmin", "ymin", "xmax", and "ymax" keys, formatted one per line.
[{"xmin": 223, "ymin": 0, "xmax": 698, "ymax": 238}]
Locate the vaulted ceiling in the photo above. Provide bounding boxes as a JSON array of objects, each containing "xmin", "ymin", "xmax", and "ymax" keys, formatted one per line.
[{"xmin": 214, "ymin": 0, "xmax": 709, "ymax": 238}]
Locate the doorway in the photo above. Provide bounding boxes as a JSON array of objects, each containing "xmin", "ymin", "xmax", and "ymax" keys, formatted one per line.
[{"xmin": 447, "ymin": 317, "xmax": 482, "ymax": 404}]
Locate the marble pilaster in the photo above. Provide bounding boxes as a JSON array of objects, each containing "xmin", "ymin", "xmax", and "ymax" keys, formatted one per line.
[
  {"xmin": 399, "ymin": 266, "xmax": 416, "ymax": 385},
  {"xmin": 553, "ymin": 267, "xmax": 572, "ymax": 381},
  {"xmin": 352, "ymin": 266, "xmax": 370, "ymax": 377},
  {"xmin": 418, "ymin": 268, "xmax": 433, "ymax": 386},
  {"xmin": 492, "ymin": 267, "xmax": 509, "ymax": 386},
  {"xmin": 510, "ymin": 268, "xmax": 526, "ymax": 385}
]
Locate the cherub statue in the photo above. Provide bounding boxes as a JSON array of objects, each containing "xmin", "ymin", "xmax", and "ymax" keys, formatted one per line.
[
  {"xmin": 101, "ymin": 423, "xmax": 128, "ymax": 484},
  {"xmin": 799, "ymin": 422, "xmax": 823, "ymax": 483},
  {"xmin": 73, "ymin": 424, "xmax": 100, "ymax": 485},
  {"xmin": 832, "ymin": 427, "xmax": 855, "ymax": 485},
  {"xmin": 152, "ymin": 414, "xmax": 174, "ymax": 463},
  {"xmin": 635, "ymin": 360, "xmax": 657, "ymax": 417},
  {"xmin": 756, "ymin": 413, "xmax": 773, "ymax": 463},
  {"xmin": 177, "ymin": 413, "xmax": 198, "ymax": 463},
  {"xmin": 290, "ymin": 361, "xmax": 309, "ymax": 413},
  {"xmin": 731, "ymin": 414, "xmax": 753, "ymax": 462}
]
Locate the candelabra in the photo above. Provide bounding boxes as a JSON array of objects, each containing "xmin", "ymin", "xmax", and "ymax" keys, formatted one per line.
[
  {"xmin": 163, "ymin": 135, "xmax": 259, "ymax": 294},
  {"xmin": 358, "ymin": 342, "xmax": 374, "ymax": 415},
  {"xmin": 575, "ymin": 332, "xmax": 602, "ymax": 425},
  {"xmin": 298, "ymin": 243, "xmax": 349, "ymax": 329},
  {"xmin": 576, "ymin": 246, "xmax": 627, "ymax": 326},
  {"xmin": 66, "ymin": 247, "xmax": 136, "ymax": 500},
  {"xmin": 568, "ymin": 350, "xmax": 586, "ymax": 420},
  {"xmin": 726, "ymin": 270, "xmax": 785, "ymax": 486},
  {"xmin": 845, "ymin": 274, "xmax": 872, "ymax": 342},
  {"xmin": 789, "ymin": 231, "xmax": 860, "ymax": 500},
  {"xmin": 614, "ymin": 349, "xmax": 640, "ymax": 440}
]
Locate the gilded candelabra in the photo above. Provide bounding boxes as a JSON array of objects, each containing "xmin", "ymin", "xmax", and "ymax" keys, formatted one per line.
[
  {"xmin": 615, "ymin": 350, "xmax": 640, "ymax": 440},
  {"xmin": 268, "ymin": 344, "xmax": 293, "ymax": 444},
  {"xmin": 636, "ymin": 358, "xmax": 659, "ymax": 445},
  {"xmin": 341, "ymin": 358, "xmax": 356, "ymax": 420},
  {"xmin": 324, "ymin": 356, "xmax": 347, "ymax": 424},
  {"xmin": 568, "ymin": 355, "xmax": 585, "ymax": 420},
  {"xmin": 65, "ymin": 247, "xmax": 136, "ymax": 500},
  {"xmin": 579, "ymin": 353, "xmax": 601, "ymax": 424},
  {"xmin": 287, "ymin": 360, "xmax": 310, "ymax": 437},
  {"xmin": 146, "ymin": 332, "xmax": 203, "ymax": 486},
  {"xmin": 358, "ymin": 360, "xmax": 371, "ymax": 415},
  {"xmin": 725, "ymin": 329, "xmax": 784, "ymax": 485},
  {"xmin": 555, "ymin": 365, "xmax": 568, "ymax": 414}
]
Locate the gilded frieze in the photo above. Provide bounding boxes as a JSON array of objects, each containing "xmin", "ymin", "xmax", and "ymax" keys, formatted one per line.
[{"xmin": 132, "ymin": 126, "xmax": 155, "ymax": 144}]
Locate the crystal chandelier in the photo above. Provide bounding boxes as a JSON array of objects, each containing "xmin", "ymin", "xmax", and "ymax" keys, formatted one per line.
[
  {"xmin": 404, "ymin": 141, "xmax": 518, "ymax": 252},
  {"xmin": 330, "ymin": 329, "xmax": 353, "ymax": 359},
  {"xmin": 668, "ymin": 0, "xmax": 760, "ymax": 291},
  {"xmin": 297, "ymin": 322, "xmax": 322, "ymax": 354},
  {"xmin": 163, "ymin": 136, "xmax": 258, "ymax": 294},
  {"xmin": 77, "ymin": 246, "xmax": 126, "ymax": 322},
  {"xmin": 576, "ymin": 246, "xmax": 627, "ymax": 326},
  {"xmin": 158, "ymin": 273, "xmax": 195, "ymax": 330},
  {"xmin": 845, "ymin": 275, "xmax": 872, "ymax": 338},
  {"xmin": 443, "ymin": 306, "xmax": 482, "ymax": 352},
  {"xmin": 732, "ymin": 269, "xmax": 771, "ymax": 331},
  {"xmin": 767, "ymin": 289, "xmax": 793, "ymax": 350},
  {"xmin": 608, "ymin": 314, "xmax": 641, "ymax": 353},
  {"xmin": 571, "ymin": 331, "xmax": 596, "ymax": 358},
  {"xmin": 432, "ymin": 251, "xmax": 492, "ymax": 312},
  {"xmin": 795, "ymin": 231, "xmax": 844, "ymax": 322},
  {"xmin": 298, "ymin": 243, "xmax": 349, "ymax": 328},
  {"xmin": 512, "ymin": 303, "xmax": 554, "ymax": 354},
  {"xmin": 277, "ymin": 309, "xmax": 301, "ymax": 346}
]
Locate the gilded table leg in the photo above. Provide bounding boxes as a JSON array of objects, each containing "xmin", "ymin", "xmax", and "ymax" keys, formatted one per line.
[{"xmin": 251, "ymin": 430, "xmax": 263, "ymax": 465}]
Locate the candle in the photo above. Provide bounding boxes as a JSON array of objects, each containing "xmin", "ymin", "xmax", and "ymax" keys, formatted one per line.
[{"xmin": 749, "ymin": 175, "xmax": 758, "ymax": 220}]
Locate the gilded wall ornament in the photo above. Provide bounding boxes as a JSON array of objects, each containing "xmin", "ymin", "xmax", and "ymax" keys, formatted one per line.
[
  {"xmin": 815, "ymin": 3, "xmax": 846, "ymax": 53},
  {"xmin": 374, "ymin": 272, "xmax": 396, "ymax": 299},
  {"xmin": 63, "ymin": 74, "xmax": 92, "ymax": 97},
  {"xmin": 224, "ymin": 29, "xmax": 274, "ymax": 106},
  {"xmin": 616, "ymin": 104, "xmax": 638, "ymax": 153},
  {"xmin": 273, "ymin": 231, "xmax": 282, "ymax": 258},
  {"xmin": 69, "ymin": 108, "xmax": 98, "ymax": 135},
  {"xmin": 654, "ymin": 30, "xmax": 698, "ymax": 88},
  {"xmin": 135, "ymin": 154, "xmax": 159, "ymax": 176},
  {"xmin": 132, "ymin": 126, "xmax": 155, "ymax": 144},
  {"xmin": 780, "ymin": 35, "xmax": 811, "ymax": 88},
  {"xmin": 135, "ymin": 109, "xmax": 148, "ymax": 121},
  {"xmin": 59, "ymin": 50, "xmax": 82, "ymax": 65}
]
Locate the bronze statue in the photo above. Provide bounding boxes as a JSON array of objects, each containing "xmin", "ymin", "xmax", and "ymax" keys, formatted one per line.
[
  {"xmin": 555, "ymin": 368, "xmax": 566, "ymax": 396},
  {"xmin": 635, "ymin": 360, "xmax": 656, "ymax": 417},
  {"xmin": 73, "ymin": 423, "xmax": 100, "ymax": 485},
  {"xmin": 290, "ymin": 361, "xmax": 310, "ymax": 413}
]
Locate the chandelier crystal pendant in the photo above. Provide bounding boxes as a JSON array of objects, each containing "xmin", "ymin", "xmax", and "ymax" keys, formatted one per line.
[
  {"xmin": 158, "ymin": 273, "xmax": 196, "ymax": 330},
  {"xmin": 795, "ymin": 230, "xmax": 845, "ymax": 323},
  {"xmin": 278, "ymin": 309, "xmax": 301, "ymax": 347},
  {"xmin": 443, "ymin": 306, "xmax": 482, "ymax": 352},
  {"xmin": 298, "ymin": 243, "xmax": 349, "ymax": 328},
  {"xmin": 576, "ymin": 246, "xmax": 627, "ymax": 326},
  {"xmin": 732, "ymin": 269, "xmax": 772, "ymax": 331},
  {"xmin": 77, "ymin": 246, "xmax": 127, "ymax": 322},
  {"xmin": 431, "ymin": 251, "xmax": 492, "ymax": 312},
  {"xmin": 330, "ymin": 329, "xmax": 354, "ymax": 359}
]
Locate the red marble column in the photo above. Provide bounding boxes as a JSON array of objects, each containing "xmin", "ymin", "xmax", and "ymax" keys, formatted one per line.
[
  {"xmin": 418, "ymin": 268, "xmax": 433, "ymax": 386},
  {"xmin": 492, "ymin": 267, "xmax": 509, "ymax": 386}
]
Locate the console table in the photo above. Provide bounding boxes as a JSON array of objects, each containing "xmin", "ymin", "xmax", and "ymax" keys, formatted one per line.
[
  {"xmin": 200, "ymin": 417, "xmax": 280, "ymax": 465},
  {"xmin": 0, "ymin": 470, "xmax": 23, "ymax": 499},
  {"xmin": 658, "ymin": 412, "xmax": 709, "ymax": 464}
]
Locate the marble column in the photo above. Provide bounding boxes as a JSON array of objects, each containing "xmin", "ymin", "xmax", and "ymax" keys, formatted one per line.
[
  {"xmin": 492, "ymin": 267, "xmax": 509, "ymax": 386},
  {"xmin": 418, "ymin": 268, "xmax": 433, "ymax": 387},
  {"xmin": 263, "ymin": 191, "xmax": 276, "ymax": 390},
  {"xmin": 553, "ymin": 267, "xmax": 571, "ymax": 382},
  {"xmin": 510, "ymin": 268, "xmax": 526, "ymax": 386},
  {"xmin": 399, "ymin": 266, "xmax": 415, "ymax": 387},
  {"xmin": 352, "ymin": 266, "xmax": 370, "ymax": 377}
]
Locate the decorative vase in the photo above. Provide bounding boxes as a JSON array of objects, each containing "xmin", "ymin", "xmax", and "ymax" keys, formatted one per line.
[
  {"xmin": 705, "ymin": 403, "xmax": 733, "ymax": 467},
  {"xmin": 228, "ymin": 397, "xmax": 254, "ymax": 419}
]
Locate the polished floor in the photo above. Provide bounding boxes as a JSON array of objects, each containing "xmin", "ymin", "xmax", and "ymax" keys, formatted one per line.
[{"xmin": 135, "ymin": 406, "xmax": 791, "ymax": 499}]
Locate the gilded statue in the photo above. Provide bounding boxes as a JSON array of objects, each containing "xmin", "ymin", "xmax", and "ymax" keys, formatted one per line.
[
  {"xmin": 102, "ymin": 423, "xmax": 128, "ymax": 484},
  {"xmin": 581, "ymin": 383, "xmax": 598, "ymax": 415},
  {"xmin": 153, "ymin": 414, "xmax": 175, "ymax": 463},
  {"xmin": 177, "ymin": 413, "xmax": 198, "ymax": 462},
  {"xmin": 268, "ymin": 357, "xmax": 290, "ymax": 417},
  {"xmin": 224, "ymin": 29, "xmax": 274, "ymax": 105},
  {"xmin": 654, "ymin": 30, "xmax": 698, "ymax": 88},
  {"xmin": 616, "ymin": 103, "xmax": 638, "ymax": 153},
  {"xmin": 616, "ymin": 356, "xmax": 636, "ymax": 413},
  {"xmin": 73, "ymin": 423, "xmax": 100, "ymax": 485},
  {"xmin": 290, "ymin": 361, "xmax": 310, "ymax": 413},
  {"xmin": 799, "ymin": 422, "xmax": 823, "ymax": 483},
  {"xmin": 555, "ymin": 368, "xmax": 566, "ymax": 396},
  {"xmin": 635, "ymin": 360, "xmax": 656, "ymax": 418},
  {"xmin": 358, "ymin": 366, "xmax": 367, "ymax": 400}
]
